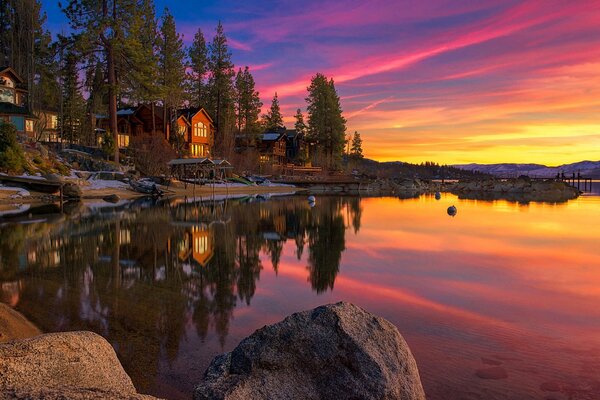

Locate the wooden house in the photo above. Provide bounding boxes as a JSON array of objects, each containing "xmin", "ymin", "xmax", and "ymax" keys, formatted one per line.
[
  {"xmin": 177, "ymin": 107, "xmax": 214, "ymax": 157},
  {"xmin": 0, "ymin": 66, "xmax": 35, "ymax": 137},
  {"xmin": 96, "ymin": 104, "xmax": 168, "ymax": 148},
  {"xmin": 259, "ymin": 131, "xmax": 287, "ymax": 168}
]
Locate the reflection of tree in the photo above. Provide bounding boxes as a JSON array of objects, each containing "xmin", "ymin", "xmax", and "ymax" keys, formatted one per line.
[
  {"xmin": 306, "ymin": 198, "xmax": 346, "ymax": 293},
  {"xmin": 0, "ymin": 194, "xmax": 362, "ymax": 394}
]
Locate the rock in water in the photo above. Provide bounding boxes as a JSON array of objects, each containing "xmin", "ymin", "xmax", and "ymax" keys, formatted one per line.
[
  {"xmin": 447, "ymin": 205, "xmax": 457, "ymax": 216},
  {"xmin": 0, "ymin": 331, "xmax": 145, "ymax": 398},
  {"xmin": 62, "ymin": 183, "xmax": 82, "ymax": 199},
  {"xmin": 194, "ymin": 302, "xmax": 425, "ymax": 400},
  {"xmin": 103, "ymin": 194, "xmax": 120, "ymax": 203}
]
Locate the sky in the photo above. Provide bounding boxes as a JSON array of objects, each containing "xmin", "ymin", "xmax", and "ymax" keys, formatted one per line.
[{"xmin": 43, "ymin": 0, "xmax": 600, "ymax": 165}]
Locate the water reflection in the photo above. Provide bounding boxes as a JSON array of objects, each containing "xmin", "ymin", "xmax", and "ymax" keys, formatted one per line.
[
  {"xmin": 0, "ymin": 195, "xmax": 360, "ymax": 396},
  {"xmin": 1, "ymin": 193, "xmax": 599, "ymax": 400}
]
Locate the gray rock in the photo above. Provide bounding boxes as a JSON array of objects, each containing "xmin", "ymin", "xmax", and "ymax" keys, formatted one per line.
[
  {"xmin": 63, "ymin": 182, "xmax": 82, "ymax": 198},
  {"xmin": 194, "ymin": 302, "xmax": 425, "ymax": 400},
  {"xmin": 0, "ymin": 331, "xmax": 139, "ymax": 396}
]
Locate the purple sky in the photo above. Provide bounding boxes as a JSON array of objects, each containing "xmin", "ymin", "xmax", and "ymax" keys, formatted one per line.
[{"xmin": 44, "ymin": 0, "xmax": 600, "ymax": 164}]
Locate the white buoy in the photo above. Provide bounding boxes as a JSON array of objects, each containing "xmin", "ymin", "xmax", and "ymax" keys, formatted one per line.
[
  {"xmin": 435, "ymin": 192, "xmax": 441, "ymax": 200},
  {"xmin": 447, "ymin": 205, "xmax": 457, "ymax": 216},
  {"xmin": 308, "ymin": 195, "xmax": 316, "ymax": 203}
]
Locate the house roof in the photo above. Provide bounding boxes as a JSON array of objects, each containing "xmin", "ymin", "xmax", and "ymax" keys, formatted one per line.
[
  {"xmin": 0, "ymin": 66, "xmax": 25, "ymax": 84},
  {"xmin": 178, "ymin": 107, "xmax": 214, "ymax": 124},
  {"xmin": 262, "ymin": 132, "xmax": 284, "ymax": 141},
  {"xmin": 0, "ymin": 102, "xmax": 32, "ymax": 116}
]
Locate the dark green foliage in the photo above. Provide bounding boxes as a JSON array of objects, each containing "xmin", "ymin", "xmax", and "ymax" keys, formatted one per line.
[
  {"xmin": 305, "ymin": 73, "xmax": 347, "ymax": 169},
  {"xmin": 101, "ymin": 129, "xmax": 116, "ymax": 158},
  {"xmin": 261, "ymin": 92, "xmax": 284, "ymax": 131},
  {"xmin": 349, "ymin": 131, "xmax": 363, "ymax": 159},
  {"xmin": 188, "ymin": 28, "xmax": 208, "ymax": 108},
  {"xmin": 206, "ymin": 22, "xmax": 236, "ymax": 157},
  {"xmin": 234, "ymin": 66, "xmax": 262, "ymax": 142},
  {"xmin": 0, "ymin": 121, "xmax": 26, "ymax": 172},
  {"xmin": 60, "ymin": 50, "xmax": 86, "ymax": 144},
  {"xmin": 159, "ymin": 8, "xmax": 186, "ymax": 115}
]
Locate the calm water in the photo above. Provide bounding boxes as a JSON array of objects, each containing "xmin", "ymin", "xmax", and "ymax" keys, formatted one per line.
[{"xmin": 1, "ymin": 190, "xmax": 600, "ymax": 400}]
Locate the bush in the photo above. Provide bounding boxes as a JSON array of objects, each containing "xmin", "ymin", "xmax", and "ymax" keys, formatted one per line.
[{"xmin": 0, "ymin": 121, "xmax": 27, "ymax": 173}]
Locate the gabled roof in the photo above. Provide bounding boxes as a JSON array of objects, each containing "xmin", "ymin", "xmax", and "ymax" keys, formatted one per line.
[
  {"xmin": 0, "ymin": 67, "xmax": 25, "ymax": 84},
  {"xmin": 178, "ymin": 107, "xmax": 214, "ymax": 123}
]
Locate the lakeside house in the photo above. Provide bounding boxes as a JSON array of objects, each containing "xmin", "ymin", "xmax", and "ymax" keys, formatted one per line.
[
  {"xmin": 177, "ymin": 107, "xmax": 214, "ymax": 158},
  {"xmin": 0, "ymin": 66, "xmax": 35, "ymax": 137},
  {"xmin": 258, "ymin": 131, "xmax": 287, "ymax": 169},
  {"xmin": 96, "ymin": 104, "xmax": 214, "ymax": 157}
]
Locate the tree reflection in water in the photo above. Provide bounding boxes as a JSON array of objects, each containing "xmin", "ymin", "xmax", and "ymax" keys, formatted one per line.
[{"xmin": 0, "ymin": 195, "xmax": 362, "ymax": 394}]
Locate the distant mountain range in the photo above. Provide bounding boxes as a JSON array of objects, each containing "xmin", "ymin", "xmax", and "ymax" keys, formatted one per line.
[{"xmin": 454, "ymin": 161, "xmax": 600, "ymax": 178}]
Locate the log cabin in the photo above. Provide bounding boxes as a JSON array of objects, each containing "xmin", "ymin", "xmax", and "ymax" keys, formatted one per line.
[{"xmin": 0, "ymin": 66, "xmax": 35, "ymax": 137}]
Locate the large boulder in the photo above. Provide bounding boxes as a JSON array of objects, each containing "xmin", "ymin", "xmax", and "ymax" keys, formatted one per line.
[
  {"xmin": 63, "ymin": 182, "xmax": 83, "ymax": 198},
  {"xmin": 0, "ymin": 303, "xmax": 41, "ymax": 343},
  {"xmin": 194, "ymin": 302, "xmax": 425, "ymax": 400},
  {"xmin": 0, "ymin": 331, "xmax": 159, "ymax": 399}
]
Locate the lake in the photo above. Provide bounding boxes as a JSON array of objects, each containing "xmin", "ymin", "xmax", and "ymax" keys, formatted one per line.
[{"xmin": 1, "ymin": 189, "xmax": 600, "ymax": 400}]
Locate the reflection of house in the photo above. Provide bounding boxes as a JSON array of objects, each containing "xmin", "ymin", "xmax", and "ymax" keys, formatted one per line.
[
  {"xmin": 177, "ymin": 107, "xmax": 214, "ymax": 157},
  {"xmin": 259, "ymin": 131, "xmax": 287, "ymax": 167},
  {"xmin": 178, "ymin": 224, "xmax": 214, "ymax": 267},
  {"xmin": 0, "ymin": 66, "xmax": 35, "ymax": 136}
]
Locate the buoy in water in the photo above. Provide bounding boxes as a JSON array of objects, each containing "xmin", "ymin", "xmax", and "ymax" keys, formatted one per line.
[
  {"xmin": 435, "ymin": 192, "xmax": 441, "ymax": 200},
  {"xmin": 447, "ymin": 205, "xmax": 457, "ymax": 216},
  {"xmin": 308, "ymin": 195, "xmax": 316, "ymax": 203}
]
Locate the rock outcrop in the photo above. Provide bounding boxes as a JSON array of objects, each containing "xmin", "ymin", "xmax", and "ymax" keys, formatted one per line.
[
  {"xmin": 194, "ymin": 302, "xmax": 425, "ymax": 400},
  {"xmin": 0, "ymin": 331, "xmax": 160, "ymax": 400},
  {"xmin": 450, "ymin": 178, "xmax": 579, "ymax": 202},
  {"xmin": 0, "ymin": 303, "xmax": 41, "ymax": 343}
]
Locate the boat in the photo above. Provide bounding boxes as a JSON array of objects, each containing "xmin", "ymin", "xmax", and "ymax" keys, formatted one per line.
[{"xmin": 129, "ymin": 179, "xmax": 164, "ymax": 196}]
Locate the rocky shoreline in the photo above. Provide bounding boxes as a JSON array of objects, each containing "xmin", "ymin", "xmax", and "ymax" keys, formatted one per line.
[{"xmin": 0, "ymin": 302, "xmax": 424, "ymax": 400}]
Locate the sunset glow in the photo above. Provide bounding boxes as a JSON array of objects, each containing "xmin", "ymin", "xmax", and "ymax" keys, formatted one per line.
[{"xmin": 44, "ymin": 0, "xmax": 600, "ymax": 163}]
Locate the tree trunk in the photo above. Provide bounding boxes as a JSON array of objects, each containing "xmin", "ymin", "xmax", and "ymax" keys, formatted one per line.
[
  {"xmin": 151, "ymin": 102, "xmax": 156, "ymax": 136},
  {"xmin": 107, "ymin": 42, "xmax": 119, "ymax": 163}
]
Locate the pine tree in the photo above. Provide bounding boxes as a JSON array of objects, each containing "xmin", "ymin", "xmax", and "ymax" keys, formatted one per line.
[
  {"xmin": 60, "ymin": 50, "xmax": 86, "ymax": 144},
  {"xmin": 206, "ymin": 21, "xmax": 235, "ymax": 157},
  {"xmin": 306, "ymin": 73, "xmax": 346, "ymax": 169},
  {"xmin": 261, "ymin": 92, "xmax": 284, "ymax": 131},
  {"xmin": 234, "ymin": 66, "xmax": 262, "ymax": 143},
  {"xmin": 61, "ymin": 0, "xmax": 137, "ymax": 162},
  {"xmin": 123, "ymin": 0, "xmax": 160, "ymax": 109},
  {"xmin": 188, "ymin": 28, "xmax": 208, "ymax": 108},
  {"xmin": 350, "ymin": 131, "xmax": 363, "ymax": 159},
  {"xmin": 158, "ymin": 8, "xmax": 186, "ymax": 142},
  {"xmin": 294, "ymin": 108, "xmax": 307, "ymax": 135}
]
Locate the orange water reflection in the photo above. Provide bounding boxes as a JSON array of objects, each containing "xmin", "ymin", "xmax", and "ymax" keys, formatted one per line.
[{"xmin": 0, "ymin": 194, "xmax": 599, "ymax": 399}]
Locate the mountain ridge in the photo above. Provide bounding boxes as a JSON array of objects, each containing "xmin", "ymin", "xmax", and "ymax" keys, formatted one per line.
[{"xmin": 453, "ymin": 160, "xmax": 600, "ymax": 178}]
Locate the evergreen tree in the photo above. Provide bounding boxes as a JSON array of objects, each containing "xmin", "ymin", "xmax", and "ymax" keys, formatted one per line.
[
  {"xmin": 60, "ymin": 50, "xmax": 86, "ymax": 144},
  {"xmin": 294, "ymin": 108, "xmax": 307, "ymax": 135},
  {"xmin": 158, "ymin": 8, "xmax": 186, "ymax": 141},
  {"xmin": 61, "ymin": 0, "xmax": 137, "ymax": 162},
  {"xmin": 206, "ymin": 22, "xmax": 235, "ymax": 157},
  {"xmin": 188, "ymin": 28, "xmax": 208, "ymax": 108},
  {"xmin": 261, "ymin": 92, "xmax": 284, "ymax": 131},
  {"xmin": 350, "ymin": 131, "xmax": 363, "ymax": 159},
  {"xmin": 234, "ymin": 66, "xmax": 262, "ymax": 142},
  {"xmin": 305, "ymin": 73, "xmax": 346, "ymax": 169},
  {"xmin": 123, "ymin": 0, "xmax": 160, "ymax": 110}
]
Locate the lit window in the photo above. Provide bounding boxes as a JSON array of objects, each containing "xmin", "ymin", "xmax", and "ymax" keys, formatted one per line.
[
  {"xmin": 25, "ymin": 119, "xmax": 33, "ymax": 132},
  {"xmin": 118, "ymin": 134, "xmax": 130, "ymax": 148},
  {"xmin": 49, "ymin": 115, "xmax": 58, "ymax": 129},
  {"xmin": 193, "ymin": 122, "xmax": 207, "ymax": 137}
]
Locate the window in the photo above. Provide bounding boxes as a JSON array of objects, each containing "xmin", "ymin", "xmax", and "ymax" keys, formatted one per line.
[
  {"xmin": 118, "ymin": 134, "xmax": 130, "ymax": 148},
  {"xmin": 0, "ymin": 88, "xmax": 14, "ymax": 103},
  {"xmin": 25, "ymin": 119, "xmax": 33, "ymax": 133},
  {"xmin": 49, "ymin": 115, "xmax": 58, "ymax": 129},
  {"xmin": 193, "ymin": 121, "xmax": 207, "ymax": 137},
  {"xmin": 191, "ymin": 144, "xmax": 206, "ymax": 157},
  {"xmin": 10, "ymin": 116, "xmax": 24, "ymax": 131}
]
